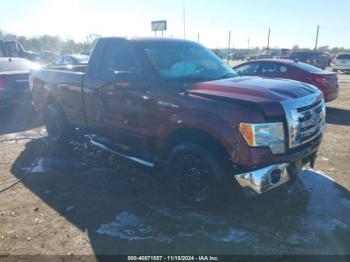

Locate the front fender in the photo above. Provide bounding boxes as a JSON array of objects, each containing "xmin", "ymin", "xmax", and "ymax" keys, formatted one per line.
[{"xmin": 159, "ymin": 110, "xmax": 241, "ymax": 159}]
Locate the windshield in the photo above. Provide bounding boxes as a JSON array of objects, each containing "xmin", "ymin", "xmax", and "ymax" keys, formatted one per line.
[{"xmin": 138, "ymin": 41, "xmax": 237, "ymax": 83}]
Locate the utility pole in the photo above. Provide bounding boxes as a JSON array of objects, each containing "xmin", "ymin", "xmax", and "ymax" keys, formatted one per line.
[
  {"xmin": 314, "ymin": 25, "xmax": 320, "ymax": 52},
  {"xmin": 197, "ymin": 33, "xmax": 200, "ymax": 43},
  {"xmin": 227, "ymin": 30, "xmax": 231, "ymax": 64},
  {"xmin": 247, "ymin": 37, "xmax": 250, "ymax": 50},
  {"xmin": 183, "ymin": 7, "xmax": 186, "ymax": 40},
  {"xmin": 266, "ymin": 28, "xmax": 271, "ymax": 57}
]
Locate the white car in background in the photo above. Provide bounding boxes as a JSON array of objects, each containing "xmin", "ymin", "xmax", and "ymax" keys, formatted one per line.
[{"xmin": 332, "ymin": 53, "xmax": 350, "ymax": 72}]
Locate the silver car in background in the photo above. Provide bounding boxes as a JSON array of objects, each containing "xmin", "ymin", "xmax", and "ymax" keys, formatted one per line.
[{"xmin": 332, "ymin": 53, "xmax": 350, "ymax": 72}]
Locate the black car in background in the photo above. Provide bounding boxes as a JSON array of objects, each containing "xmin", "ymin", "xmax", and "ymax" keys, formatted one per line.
[
  {"xmin": 0, "ymin": 58, "xmax": 34, "ymax": 109},
  {"xmin": 39, "ymin": 51, "xmax": 58, "ymax": 64},
  {"xmin": 0, "ymin": 40, "xmax": 40, "ymax": 62},
  {"xmin": 49, "ymin": 54, "xmax": 89, "ymax": 67},
  {"xmin": 289, "ymin": 51, "xmax": 328, "ymax": 69},
  {"xmin": 227, "ymin": 53, "xmax": 246, "ymax": 60}
]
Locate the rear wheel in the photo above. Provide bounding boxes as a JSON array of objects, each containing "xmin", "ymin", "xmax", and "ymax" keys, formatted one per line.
[
  {"xmin": 167, "ymin": 143, "xmax": 232, "ymax": 204},
  {"xmin": 44, "ymin": 103, "xmax": 73, "ymax": 145}
]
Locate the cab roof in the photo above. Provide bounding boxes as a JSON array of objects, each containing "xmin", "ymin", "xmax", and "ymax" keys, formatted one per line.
[{"xmin": 100, "ymin": 36, "xmax": 197, "ymax": 44}]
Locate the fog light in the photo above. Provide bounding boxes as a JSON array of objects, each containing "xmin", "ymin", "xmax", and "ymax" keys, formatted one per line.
[{"xmin": 269, "ymin": 169, "xmax": 282, "ymax": 184}]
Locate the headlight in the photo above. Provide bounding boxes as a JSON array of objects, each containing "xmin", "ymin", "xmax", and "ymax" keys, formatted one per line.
[{"xmin": 239, "ymin": 122, "xmax": 285, "ymax": 154}]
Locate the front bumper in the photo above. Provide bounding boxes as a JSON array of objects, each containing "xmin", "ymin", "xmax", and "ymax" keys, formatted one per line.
[
  {"xmin": 235, "ymin": 163, "xmax": 290, "ymax": 197},
  {"xmin": 234, "ymin": 152, "xmax": 316, "ymax": 197}
]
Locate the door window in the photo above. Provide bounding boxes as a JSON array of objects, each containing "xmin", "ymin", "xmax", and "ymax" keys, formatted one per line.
[
  {"xmin": 260, "ymin": 62, "xmax": 288, "ymax": 74},
  {"xmin": 234, "ymin": 63, "xmax": 260, "ymax": 75},
  {"xmin": 98, "ymin": 41, "xmax": 144, "ymax": 82}
]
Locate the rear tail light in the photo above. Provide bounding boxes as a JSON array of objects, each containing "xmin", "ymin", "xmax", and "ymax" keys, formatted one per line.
[
  {"xmin": 305, "ymin": 76, "xmax": 330, "ymax": 86},
  {"xmin": 0, "ymin": 75, "xmax": 5, "ymax": 91},
  {"xmin": 313, "ymin": 77, "xmax": 329, "ymax": 85}
]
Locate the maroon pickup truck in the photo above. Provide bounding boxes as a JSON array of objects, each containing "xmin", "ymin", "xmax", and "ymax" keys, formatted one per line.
[{"xmin": 30, "ymin": 37, "xmax": 326, "ymax": 203}]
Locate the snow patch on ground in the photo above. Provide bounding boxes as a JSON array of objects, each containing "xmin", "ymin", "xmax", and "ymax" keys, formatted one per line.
[{"xmin": 96, "ymin": 170, "xmax": 350, "ymax": 253}]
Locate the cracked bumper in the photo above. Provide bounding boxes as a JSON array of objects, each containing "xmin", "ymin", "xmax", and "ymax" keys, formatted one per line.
[{"xmin": 234, "ymin": 163, "xmax": 291, "ymax": 197}]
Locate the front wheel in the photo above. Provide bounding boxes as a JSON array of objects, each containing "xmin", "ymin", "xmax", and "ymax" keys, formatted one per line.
[{"xmin": 167, "ymin": 143, "xmax": 230, "ymax": 204}]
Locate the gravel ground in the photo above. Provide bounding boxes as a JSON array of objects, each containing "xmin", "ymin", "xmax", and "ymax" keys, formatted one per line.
[{"xmin": 0, "ymin": 71, "xmax": 349, "ymax": 258}]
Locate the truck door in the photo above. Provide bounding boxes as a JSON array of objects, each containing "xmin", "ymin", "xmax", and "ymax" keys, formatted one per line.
[{"xmin": 84, "ymin": 39, "xmax": 158, "ymax": 151}]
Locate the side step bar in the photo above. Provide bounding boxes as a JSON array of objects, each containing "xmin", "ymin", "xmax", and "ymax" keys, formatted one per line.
[{"xmin": 88, "ymin": 138, "xmax": 154, "ymax": 168}]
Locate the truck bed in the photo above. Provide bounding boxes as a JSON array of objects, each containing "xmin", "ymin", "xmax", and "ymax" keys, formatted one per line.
[
  {"xmin": 32, "ymin": 68, "xmax": 84, "ymax": 83},
  {"xmin": 31, "ymin": 67, "xmax": 86, "ymax": 126},
  {"xmin": 46, "ymin": 65, "xmax": 87, "ymax": 73}
]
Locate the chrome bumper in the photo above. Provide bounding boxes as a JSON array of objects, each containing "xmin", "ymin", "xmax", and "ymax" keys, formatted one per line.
[{"xmin": 234, "ymin": 163, "xmax": 290, "ymax": 197}]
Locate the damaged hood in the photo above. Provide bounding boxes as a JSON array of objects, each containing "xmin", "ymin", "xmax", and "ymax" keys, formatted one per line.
[{"xmin": 187, "ymin": 76, "xmax": 321, "ymax": 117}]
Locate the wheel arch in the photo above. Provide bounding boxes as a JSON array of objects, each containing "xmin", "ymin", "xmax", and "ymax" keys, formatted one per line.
[
  {"xmin": 164, "ymin": 127, "xmax": 234, "ymax": 170},
  {"xmin": 45, "ymin": 96, "xmax": 69, "ymax": 122}
]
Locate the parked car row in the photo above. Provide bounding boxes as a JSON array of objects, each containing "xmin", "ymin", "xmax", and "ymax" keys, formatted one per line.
[
  {"xmin": 0, "ymin": 52, "xmax": 92, "ymax": 109},
  {"xmin": 0, "ymin": 40, "xmax": 40, "ymax": 62},
  {"xmin": 289, "ymin": 51, "xmax": 329, "ymax": 69},
  {"xmin": 226, "ymin": 53, "xmax": 246, "ymax": 60},
  {"xmin": 243, "ymin": 50, "xmax": 333, "ymax": 70}
]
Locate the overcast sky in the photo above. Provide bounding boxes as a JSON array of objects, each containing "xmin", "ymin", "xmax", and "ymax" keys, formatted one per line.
[{"xmin": 1, "ymin": 0, "xmax": 349, "ymax": 49}]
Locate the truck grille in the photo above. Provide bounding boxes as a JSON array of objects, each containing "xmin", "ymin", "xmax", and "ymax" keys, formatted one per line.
[{"xmin": 282, "ymin": 93, "xmax": 326, "ymax": 149}]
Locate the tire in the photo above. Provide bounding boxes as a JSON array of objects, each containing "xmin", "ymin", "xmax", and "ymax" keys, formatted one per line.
[
  {"xmin": 44, "ymin": 103, "xmax": 73, "ymax": 145},
  {"xmin": 166, "ymin": 143, "xmax": 233, "ymax": 205}
]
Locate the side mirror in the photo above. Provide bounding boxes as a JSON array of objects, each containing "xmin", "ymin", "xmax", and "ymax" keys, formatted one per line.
[{"xmin": 113, "ymin": 70, "xmax": 145, "ymax": 90}]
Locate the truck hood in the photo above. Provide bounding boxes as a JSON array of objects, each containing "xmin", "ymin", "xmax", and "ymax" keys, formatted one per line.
[{"xmin": 187, "ymin": 76, "xmax": 321, "ymax": 117}]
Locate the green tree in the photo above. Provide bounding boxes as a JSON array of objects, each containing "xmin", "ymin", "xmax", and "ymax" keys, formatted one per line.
[
  {"xmin": 292, "ymin": 45, "xmax": 300, "ymax": 51},
  {"xmin": 318, "ymin": 45, "xmax": 330, "ymax": 52}
]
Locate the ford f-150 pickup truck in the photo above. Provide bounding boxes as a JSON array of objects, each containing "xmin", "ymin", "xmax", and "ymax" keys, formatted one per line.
[{"xmin": 30, "ymin": 37, "xmax": 326, "ymax": 203}]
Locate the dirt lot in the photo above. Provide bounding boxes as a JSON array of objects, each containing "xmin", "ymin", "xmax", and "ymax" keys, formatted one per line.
[{"xmin": 0, "ymin": 71, "xmax": 349, "ymax": 258}]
